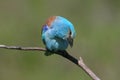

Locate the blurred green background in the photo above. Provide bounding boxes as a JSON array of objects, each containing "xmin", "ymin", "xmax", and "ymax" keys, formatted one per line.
[{"xmin": 0, "ymin": 0, "xmax": 120, "ymax": 80}]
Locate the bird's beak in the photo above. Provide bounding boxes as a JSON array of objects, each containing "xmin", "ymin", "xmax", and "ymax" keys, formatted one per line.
[{"xmin": 67, "ymin": 36, "xmax": 73, "ymax": 47}]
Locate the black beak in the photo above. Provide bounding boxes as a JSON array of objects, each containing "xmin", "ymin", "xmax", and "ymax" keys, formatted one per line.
[{"xmin": 67, "ymin": 37, "xmax": 73, "ymax": 47}]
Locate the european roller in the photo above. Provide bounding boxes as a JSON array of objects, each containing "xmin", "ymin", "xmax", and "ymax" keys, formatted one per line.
[{"xmin": 41, "ymin": 16, "xmax": 76, "ymax": 55}]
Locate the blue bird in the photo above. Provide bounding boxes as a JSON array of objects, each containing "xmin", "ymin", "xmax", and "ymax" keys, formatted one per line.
[{"xmin": 41, "ymin": 16, "xmax": 76, "ymax": 55}]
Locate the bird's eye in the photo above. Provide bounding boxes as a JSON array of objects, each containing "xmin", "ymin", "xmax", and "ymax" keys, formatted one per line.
[{"xmin": 69, "ymin": 31, "xmax": 72, "ymax": 35}]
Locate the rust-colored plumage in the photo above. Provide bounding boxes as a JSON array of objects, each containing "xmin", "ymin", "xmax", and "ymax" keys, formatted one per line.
[{"xmin": 46, "ymin": 16, "xmax": 56, "ymax": 27}]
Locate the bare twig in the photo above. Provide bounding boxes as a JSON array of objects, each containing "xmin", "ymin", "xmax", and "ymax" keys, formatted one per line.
[
  {"xmin": 78, "ymin": 57, "xmax": 100, "ymax": 80},
  {"xmin": 0, "ymin": 45, "xmax": 46, "ymax": 51},
  {"xmin": 0, "ymin": 44, "xmax": 100, "ymax": 80}
]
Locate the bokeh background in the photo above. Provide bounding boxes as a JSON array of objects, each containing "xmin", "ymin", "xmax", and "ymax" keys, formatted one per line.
[{"xmin": 0, "ymin": 0, "xmax": 120, "ymax": 80}]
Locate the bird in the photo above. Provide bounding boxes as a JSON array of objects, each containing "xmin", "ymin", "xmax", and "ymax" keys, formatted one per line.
[{"xmin": 41, "ymin": 16, "xmax": 76, "ymax": 55}]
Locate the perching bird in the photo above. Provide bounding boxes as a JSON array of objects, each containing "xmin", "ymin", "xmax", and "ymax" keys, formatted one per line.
[{"xmin": 41, "ymin": 16, "xmax": 76, "ymax": 55}]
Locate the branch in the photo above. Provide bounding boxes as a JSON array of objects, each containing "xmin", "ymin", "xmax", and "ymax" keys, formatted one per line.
[
  {"xmin": 0, "ymin": 44, "xmax": 100, "ymax": 80},
  {"xmin": 0, "ymin": 45, "xmax": 46, "ymax": 51}
]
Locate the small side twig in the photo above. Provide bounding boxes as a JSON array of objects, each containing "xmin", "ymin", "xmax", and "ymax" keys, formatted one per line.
[
  {"xmin": 0, "ymin": 44, "xmax": 100, "ymax": 80},
  {"xmin": 78, "ymin": 57, "xmax": 100, "ymax": 80}
]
